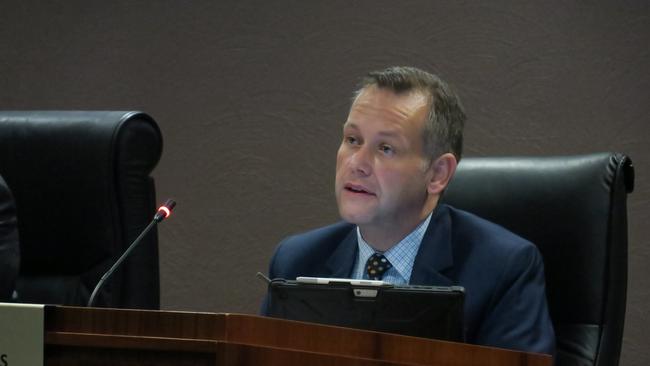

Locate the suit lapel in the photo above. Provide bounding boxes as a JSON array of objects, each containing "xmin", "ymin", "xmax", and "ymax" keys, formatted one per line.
[
  {"xmin": 324, "ymin": 227, "xmax": 358, "ymax": 278},
  {"xmin": 320, "ymin": 205, "xmax": 455, "ymax": 283},
  {"xmin": 410, "ymin": 204, "xmax": 455, "ymax": 286}
]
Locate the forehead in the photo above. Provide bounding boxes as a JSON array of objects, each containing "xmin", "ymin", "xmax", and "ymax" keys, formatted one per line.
[{"xmin": 346, "ymin": 86, "xmax": 430, "ymax": 130}]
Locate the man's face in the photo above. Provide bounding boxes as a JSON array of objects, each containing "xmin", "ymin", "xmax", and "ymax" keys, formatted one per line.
[{"xmin": 335, "ymin": 86, "xmax": 435, "ymax": 231}]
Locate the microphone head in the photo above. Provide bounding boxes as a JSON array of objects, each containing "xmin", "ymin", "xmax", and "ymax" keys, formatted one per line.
[
  {"xmin": 154, "ymin": 199, "xmax": 176, "ymax": 222},
  {"xmin": 163, "ymin": 199, "xmax": 176, "ymax": 211}
]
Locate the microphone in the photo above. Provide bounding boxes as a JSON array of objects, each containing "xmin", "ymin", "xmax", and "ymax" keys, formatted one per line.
[
  {"xmin": 154, "ymin": 199, "xmax": 176, "ymax": 222},
  {"xmin": 87, "ymin": 199, "xmax": 176, "ymax": 307}
]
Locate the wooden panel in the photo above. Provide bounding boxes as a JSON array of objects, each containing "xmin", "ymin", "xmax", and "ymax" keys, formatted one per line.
[
  {"xmin": 224, "ymin": 314, "xmax": 551, "ymax": 366},
  {"xmin": 45, "ymin": 306, "xmax": 553, "ymax": 366},
  {"xmin": 45, "ymin": 333, "xmax": 411, "ymax": 366},
  {"xmin": 45, "ymin": 305, "xmax": 226, "ymax": 339}
]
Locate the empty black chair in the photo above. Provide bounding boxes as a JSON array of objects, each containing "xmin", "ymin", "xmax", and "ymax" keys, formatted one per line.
[
  {"xmin": 442, "ymin": 153, "xmax": 633, "ymax": 366},
  {"xmin": 0, "ymin": 111, "xmax": 163, "ymax": 309},
  {"xmin": 0, "ymin": 173, "xmax": 19, "ymax": 301}
]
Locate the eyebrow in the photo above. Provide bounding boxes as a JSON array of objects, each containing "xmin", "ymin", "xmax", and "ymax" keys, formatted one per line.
[{"xmin": 343, "ymin": 122, "xmax": 402, "ymax": 138}]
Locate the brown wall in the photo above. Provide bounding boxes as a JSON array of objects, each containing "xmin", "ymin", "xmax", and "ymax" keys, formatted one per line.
[{"xmin": 2, "ymin": 1, "xmax": 648, "ymax": 364}]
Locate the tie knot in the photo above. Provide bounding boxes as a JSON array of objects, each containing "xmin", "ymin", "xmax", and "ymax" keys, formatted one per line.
[{"xmin": 366, "ymin": 253, "xmax": 392, "ymax": 280}]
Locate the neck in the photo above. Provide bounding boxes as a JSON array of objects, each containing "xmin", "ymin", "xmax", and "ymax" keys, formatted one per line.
[{"xmin": 360, "ymin": 200, "xmax": 438, "ymax": 252}]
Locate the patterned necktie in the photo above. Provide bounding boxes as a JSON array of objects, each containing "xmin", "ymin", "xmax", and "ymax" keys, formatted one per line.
[{"xmin": 366, "ymin": 253, "xmax": 392, "ymax": 280}]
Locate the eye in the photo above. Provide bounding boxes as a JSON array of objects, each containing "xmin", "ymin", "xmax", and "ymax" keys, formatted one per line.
[
  {"xmin": 379, "ymin": 144, "xmax": 395, "ymax": 155},
  {"xmin": 344, "ymin": 136, "xmax": 360, "ymax": 145}
]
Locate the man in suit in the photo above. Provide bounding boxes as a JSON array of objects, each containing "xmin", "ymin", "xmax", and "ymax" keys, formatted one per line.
[
  {"xmin": 263, "ymin": 66, "xmax": 555, "ymax": 355},
  {"xmin": 0, "ymin": 174, "xmax": 19, "ymax": 301}
]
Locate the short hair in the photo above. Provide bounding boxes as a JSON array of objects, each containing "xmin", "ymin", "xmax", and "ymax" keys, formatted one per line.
[{"xmin": 354, "ymin": 66, "xmax": 466, "ymax": 162}]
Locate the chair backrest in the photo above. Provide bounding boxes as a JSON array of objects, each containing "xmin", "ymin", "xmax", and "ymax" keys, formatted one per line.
[
  {"xmin": 0, "ymin": 173, "xmax": 19, "ymax": 301},
  {"xmin": 441, "ymin": 153, "xmax": 633, "ymax": 366},
  {"xmin": 0, "ymin": 111, "xmax": 163, "ymax": 309}
]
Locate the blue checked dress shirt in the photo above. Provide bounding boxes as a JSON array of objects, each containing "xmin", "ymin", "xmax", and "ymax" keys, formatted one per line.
[{"xmin": 351, "ymin": 212, "xmax": 433, "ymax": 284}]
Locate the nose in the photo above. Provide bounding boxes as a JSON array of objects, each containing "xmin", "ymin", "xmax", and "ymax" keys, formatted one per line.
[{"xmin": 348, "ymin": 146, "xmax": 372, "ymax": 176}]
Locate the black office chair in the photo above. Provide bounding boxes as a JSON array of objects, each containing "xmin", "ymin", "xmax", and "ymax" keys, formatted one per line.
[
  {"xmin": 0, "ymin": 173, "xmax": 19, "ymax": 301},
  {"xmin": 0, "ymin": 111, "xmax": 163, "ymax": 309},
  {"xmin": 441, "ymin": 153, "xmax": 633, "ymax": 366}
]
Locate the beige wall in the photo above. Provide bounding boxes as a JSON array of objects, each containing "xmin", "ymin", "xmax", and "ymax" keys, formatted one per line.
[{"xmin": 2, "ymin": 1, "xmax": 648, "ymax": 364}]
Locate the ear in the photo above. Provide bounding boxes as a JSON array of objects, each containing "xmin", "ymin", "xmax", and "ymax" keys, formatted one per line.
[{"xmin": 427, "ymin": 153, "xmax": 458, "ymax": 195}]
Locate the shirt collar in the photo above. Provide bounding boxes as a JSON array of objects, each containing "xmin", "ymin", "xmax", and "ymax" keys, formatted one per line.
[{"xmin": 356, "ymin": 212, "xmax": 434, "ymax": 283}]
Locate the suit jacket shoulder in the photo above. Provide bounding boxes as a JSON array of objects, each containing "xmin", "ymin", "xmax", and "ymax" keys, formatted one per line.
[
  {"xmin": 268, "ymin": 221, "xmax": 356, "ymax": 280},
  {"xmin": 428, "ymin": 205, "xmax": 555, "ymax": 355}
]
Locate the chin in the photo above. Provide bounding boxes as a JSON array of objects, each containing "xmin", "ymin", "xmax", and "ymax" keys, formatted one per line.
[{"xmin": 338, "ymin": 208, "xmax": 373, "ymax": 225}]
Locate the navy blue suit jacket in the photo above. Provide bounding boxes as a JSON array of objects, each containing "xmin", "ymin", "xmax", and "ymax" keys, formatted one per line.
[{"xmin": 263, "ymin": 204, "xmax": 555, "ymax": 355}]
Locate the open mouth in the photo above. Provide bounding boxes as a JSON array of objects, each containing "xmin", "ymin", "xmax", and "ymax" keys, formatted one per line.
[{"xmin": 345, "ymin": 184, "xmax": 375, "ymax": 195}]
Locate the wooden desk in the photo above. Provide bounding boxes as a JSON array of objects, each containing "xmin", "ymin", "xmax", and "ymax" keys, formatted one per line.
[{"xmin": 44, "ymin": 306, "xmax": 552, "ymax": 366}]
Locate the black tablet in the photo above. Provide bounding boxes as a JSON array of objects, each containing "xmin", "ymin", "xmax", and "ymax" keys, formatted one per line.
[{"xmin": 267, "ymin": 276, "xmax": 465, "ymax": 342}]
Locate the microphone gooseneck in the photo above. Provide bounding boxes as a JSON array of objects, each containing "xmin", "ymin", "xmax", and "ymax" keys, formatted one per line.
[{"xmin": 87, "ymin": 199, "xmax": 176, "ymax": 307}]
